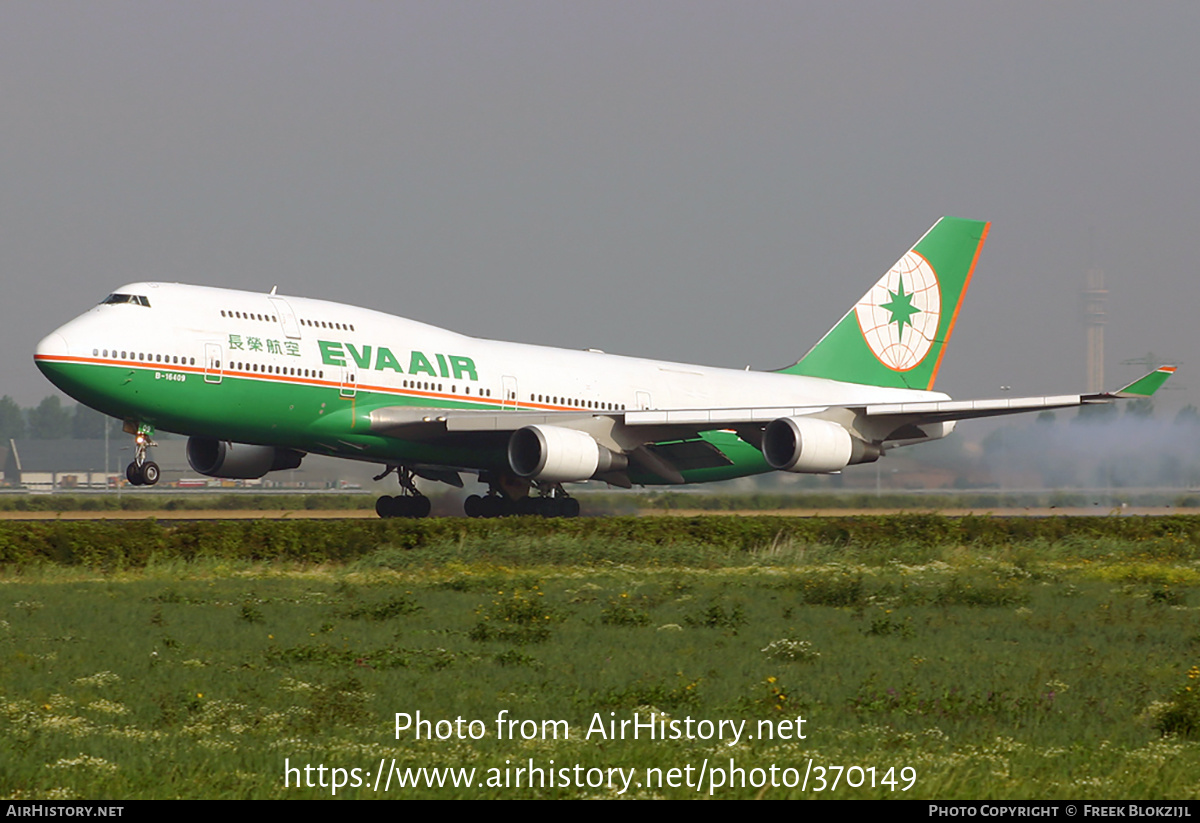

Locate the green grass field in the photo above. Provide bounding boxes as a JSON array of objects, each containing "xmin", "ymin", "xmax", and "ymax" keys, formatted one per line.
[{"xmin": 1, "ymin": 517, "xmax": 1198, "ymax": 799}]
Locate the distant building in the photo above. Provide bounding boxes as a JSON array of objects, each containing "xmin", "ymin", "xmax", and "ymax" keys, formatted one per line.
[
  {"xmin": 2, "ymin": 438, "xmax": 381, "ymax": 491},
  {"xmin": 3, "ymin": 438, "xmax": 184, "ymax": 490}
]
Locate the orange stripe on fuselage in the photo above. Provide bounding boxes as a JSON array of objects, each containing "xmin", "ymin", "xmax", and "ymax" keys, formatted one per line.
[{"xmin": 33, "ymin": 354, "xmax": 598, "ymax": 413}]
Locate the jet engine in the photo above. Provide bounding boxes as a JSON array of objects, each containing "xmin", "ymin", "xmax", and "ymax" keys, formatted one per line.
[
  {"xmin": 761, "ymin": 416, "xmax": 879, "ymax": 473},
  {"xmin": 508, "ymin": 425, "xmax": 628, "ymax": 483},
  {"xmin": 186, "ymin": 437, "xmax": 304, "ymax": 479}
]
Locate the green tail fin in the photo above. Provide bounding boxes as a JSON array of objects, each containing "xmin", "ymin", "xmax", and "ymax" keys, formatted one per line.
[{"xmin": 780, "ymin": 216, "xmax": 990, "ymax": 390}]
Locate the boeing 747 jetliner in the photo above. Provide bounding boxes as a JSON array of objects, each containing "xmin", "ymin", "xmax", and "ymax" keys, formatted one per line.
[{"xmin": 34, "ymin": 217, "xmax": 1174, "ymax": 517}]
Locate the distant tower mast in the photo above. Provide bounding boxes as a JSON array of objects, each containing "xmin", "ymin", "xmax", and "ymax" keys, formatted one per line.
[{"xmin": 1082, "ymin": 268, "xmax": 1107, "ymax": 393}]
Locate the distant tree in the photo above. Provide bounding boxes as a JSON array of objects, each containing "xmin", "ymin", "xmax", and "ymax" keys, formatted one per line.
[
  {"xmin": 1175, "ymin": 405, "xmax": 1200, "ymax": 427},
  {"xmin": 1124, "ymin": 398, "xmax": 1154, "ymax": 418},
  {"xmin": 1074, "ymin": 403, "xmax": 1118, "ymax": 424},
  {"xmin": 71, "ymin": 404, "xmax": 108, "ymax": 439},
  {"xmin": 981, "ymin": 425, "xmax": 1012, "ymax": 457},
  {"xmin": 26, "ymin": 396, "xmax": 72, "ymax": 440},
  {"xmin": 0, "ymin": 396, "xmax": 24, "ymax": 441}
]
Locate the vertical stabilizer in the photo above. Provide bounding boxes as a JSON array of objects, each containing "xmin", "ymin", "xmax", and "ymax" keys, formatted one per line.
[{"xmin": 780, "ymin": 216, "xmax": 989, "ymax": 390}]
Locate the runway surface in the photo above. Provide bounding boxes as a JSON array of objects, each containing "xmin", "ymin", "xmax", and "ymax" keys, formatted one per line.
[{"xmin": 0, "ymin": 506, "xmax": 1186, "ymax": 520}]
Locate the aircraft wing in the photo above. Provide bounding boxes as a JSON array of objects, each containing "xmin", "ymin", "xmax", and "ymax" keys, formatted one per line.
[
  {"xmin": 371, "ymin": 366, "xmax": 1176, "ymax": 439},
  {"xmin": 859, "ymin": 365, "xmax": 1176, "ymax": 428},
  {"xmin": 364, "ymin": 366, "xmax": 1175, "ymax": 484},
  {"xmin": 369, "ymin": 406, "xmax": 604, "ymax": 437}
]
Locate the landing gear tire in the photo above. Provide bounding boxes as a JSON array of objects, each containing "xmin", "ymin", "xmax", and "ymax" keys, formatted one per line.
[
  {"xmin": 464, "ymin": 493, "xmax": 579, "ymax": 518},
  {"xmin": 375, "ymin": 495, "xmax": 431, "ymax": 519},
  {"xmin": 464, "ymin": 494, "xmax": 507, "ymax": 518},
  {"xmin": 373, "ymin": 464, "xmax": 431, "ymax": 518},
  {"xmin": 124, "ymin": 424, "xmax": 159, "ymax": 488},
  {"xmin": 140, "ymin": 461, "xmax": 160, "ymax": 486},
  {"xmin": 480, "ymin": 495, "xmax": 505, "ymax": 518},
  {"xmin": 538, "ymin": 496, "xmax": 579, "ymax": 518}
]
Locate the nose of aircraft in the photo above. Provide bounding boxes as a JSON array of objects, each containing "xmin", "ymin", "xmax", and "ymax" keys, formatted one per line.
[
  {"xmin": 35, "ymin": 331, "xmax": 69, "ymax": 361},
  {"xmin": 33, "ymin": 329, "xmax": 74, "ymax": 396}
]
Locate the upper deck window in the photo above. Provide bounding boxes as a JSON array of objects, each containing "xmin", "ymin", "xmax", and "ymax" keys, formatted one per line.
[{"xmin": 101, "ymin": 293, "xmax": 150, "ymax": 307}]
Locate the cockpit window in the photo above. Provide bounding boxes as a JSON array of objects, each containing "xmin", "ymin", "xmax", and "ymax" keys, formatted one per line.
[{"xmin": 101, "ymin": 293, "xmax": 151, "ymax": 307}]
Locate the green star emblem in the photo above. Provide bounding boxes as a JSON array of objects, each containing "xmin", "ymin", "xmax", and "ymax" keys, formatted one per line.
[{"xmin": 880, "ymin": 276, "xmax": 921, "ymax": 343}]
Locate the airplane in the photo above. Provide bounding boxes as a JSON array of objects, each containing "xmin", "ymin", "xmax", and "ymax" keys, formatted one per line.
[{"xmin": 33, "ymin": 216, "xmax": 1174, "ymax": 518}]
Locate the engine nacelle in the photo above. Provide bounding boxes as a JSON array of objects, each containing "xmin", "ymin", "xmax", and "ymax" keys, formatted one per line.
[
  {"xmin": 186, "ymin": 437, "xmax": 304, "ymax": 479},
  {"xmin": 762, "ymin": 416, "xmax": 877, "ymax": 473},
  {"xmin": 508, "ymin": 425, "xmax": 628, "ymax": 483}
]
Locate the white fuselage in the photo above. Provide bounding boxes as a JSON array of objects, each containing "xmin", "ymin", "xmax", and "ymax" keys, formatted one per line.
[{"xmin": 37, "ymin": 281, "xmax": 948, "ymax": 424}]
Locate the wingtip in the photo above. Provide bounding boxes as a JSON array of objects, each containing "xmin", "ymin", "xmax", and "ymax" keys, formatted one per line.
[{"xmin": 1113, "ymin": 365, "xmax": 1177, "ymax": 398}]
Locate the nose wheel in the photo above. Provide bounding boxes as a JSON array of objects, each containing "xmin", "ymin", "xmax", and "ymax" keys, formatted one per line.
[
  {"xmin": 125, "ymin": 424, "xmax": 160, "ymax": 487},
  {"xmin": 126, "ymin": 460, "xmax": 161, "ymax": 486}
]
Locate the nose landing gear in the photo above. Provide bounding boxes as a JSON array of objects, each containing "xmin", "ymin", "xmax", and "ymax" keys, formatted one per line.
[{"xmin": 124, "ymin": 424, "xmax": 160, "ymax": 487}]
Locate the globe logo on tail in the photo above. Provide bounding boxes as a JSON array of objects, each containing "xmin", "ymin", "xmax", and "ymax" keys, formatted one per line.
[{"xmin": 854, "ymin": 250, "xmax": 941, "ymax": 371}]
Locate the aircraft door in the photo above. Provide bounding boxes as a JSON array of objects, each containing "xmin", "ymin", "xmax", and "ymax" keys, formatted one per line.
[
  {"xmin": 635, "ymin": 390, "xmax": 652, "ymax": 410},
  {"xmin": 340, "ymin": 367, "xmax": 358, "ymax": 398},
  {"xmin": 269, "ymin": 297, "xmax": 302, "ymax": 339},
  {"xmin": 502, "ymin": 375, "xmax": 518, "ymax": 409},
  {"xmin": 204, "ymin": 343, "xmax": 223, "ymax": 384}
]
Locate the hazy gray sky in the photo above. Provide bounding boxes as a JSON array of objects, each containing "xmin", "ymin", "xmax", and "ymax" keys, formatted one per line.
[{"xmin": 4, "ymin": 2, "xmax": 1197, "ymax": 410}]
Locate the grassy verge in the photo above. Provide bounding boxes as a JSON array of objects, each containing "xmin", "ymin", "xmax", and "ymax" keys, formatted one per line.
[
  {"xmin": 4, "ymin": 489, "xmax": 1200, "ymax": 515},
  {"xmin": 1, "ymin": 520, "xmax": 1198, "ymax": 799},
  {"xmin": 4, "ymin": 513, "xmax": 1200, "ymax": 568}
]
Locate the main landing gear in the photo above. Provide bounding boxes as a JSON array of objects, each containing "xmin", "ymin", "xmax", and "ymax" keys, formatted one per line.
[
  {"xmin": 370, "ymin": 467, "xmax": 582, "ymax": 519},
  {"xmin": 464, "ymin": 475, "xmax": 580, "ymax": 518},
  {"xmin": 124, "ymin": 424, "xmax": 160, "ymax": 487},
  {"xmin": 373, "ymin": 465, "xmax": 432, "ymax": 519}
]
